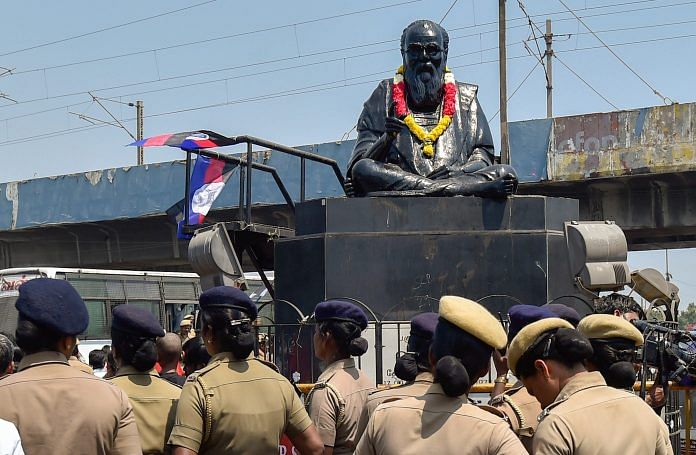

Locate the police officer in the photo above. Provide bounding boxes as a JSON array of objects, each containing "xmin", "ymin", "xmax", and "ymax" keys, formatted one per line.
[
  {"xmin": 168, "ymin": 286, "xmax": 323, "ymax": 455},
  {"xmin": 355, "ymin": 296, "xmax": 527, "ymax": 454},
  {"xmin": 365, "ymin": 312, "xmax": 437, "ymax": 417},
  {"xmin": 489, "ymin": 304, "xmax": 555, "ymax": 451},
  {"xmin": 0, "ymin": 278, "xmax": 141, "ymax": 455},
  {"xmin": 507, "ymin": 318, "xmax": 672, "ymax": 454},
  {"xmin": 577, "ymin": 313, "xmax": 644, "ymax": 390},
  {"xmin": 306, "ymin": 299, "xmax": 374, "ymax": 454},
  {"xmin": 109, "ymin": 305, "xmax": 182, "ymax": 455}
]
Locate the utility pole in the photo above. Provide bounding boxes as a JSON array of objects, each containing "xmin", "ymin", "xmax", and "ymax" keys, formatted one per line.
[
  {"xmin": 136, "ymin": 100, "xmax": 144, "ymax": 165},
  {"xmin": 499, "ymin": 0, "xmax": 509, "ymax": 164},
  {"xmin": 544, "ymin": 19, "xmax": 553, "ymax": 118}
]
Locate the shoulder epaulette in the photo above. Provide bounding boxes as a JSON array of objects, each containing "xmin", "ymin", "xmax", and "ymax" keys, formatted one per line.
[
  {"xmin": 305, "ymin": 380, "xmax": 346, "ymax": 424},
  {"xmin": 185, "ymin": 359, "xmax": 220, "ymax": 383},
  {"xmin": 537, "ymin": 395, "xmax": 569, "ymax": 423},
  {"xmin": 253, "ymin": 357, "xmax": 280, "ymax": 373}
]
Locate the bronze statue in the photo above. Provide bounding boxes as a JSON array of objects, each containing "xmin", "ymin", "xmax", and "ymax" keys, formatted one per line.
[{"xmin": 347, "ymin": 20, "xmax": 518, "ymax": 197}]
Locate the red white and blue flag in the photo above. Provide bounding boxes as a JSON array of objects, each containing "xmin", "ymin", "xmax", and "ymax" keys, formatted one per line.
[
  {"xmin": 186, "ymin": 155, "xmax": 236, "ymax": 225},
  {"xmin": 129, "ymin": 130, "xmax": 236, "ymax": 151}
]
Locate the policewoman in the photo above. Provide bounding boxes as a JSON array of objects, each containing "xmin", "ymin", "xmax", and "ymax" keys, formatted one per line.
[
  {"xmin": 0, "ymin": 278, "xmax": 141, "ymax": 455},
  {"xmin": 355, "ymin": 296, "xmax": 526, "ymax": 454},
  {"xmin": 306, "ymin": 299, "xmax": 374, "ymax": 454},
  {"xmin": 489, "ymin": 304, "xmax": 555, "ymax": 451},
  {"xmin": 507, "ymin": 317, "xmax": 672, "ymax": 454},
  {"xmin": 109, "ymin": 305, "xmax": 182, "ymax": 455},
  {"xmin": 577, "ymin": 313, "xmax": 644, "ymax": 390},
  {"xmin": 365, "ymin": 312, "xmax": 437, "ymax": 417},
  {"xmin": 168, "ymin": 286, "xmax": 323, "ymax": 455}
]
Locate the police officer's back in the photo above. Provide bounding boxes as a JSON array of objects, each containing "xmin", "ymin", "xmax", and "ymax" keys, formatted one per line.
[
  {"xmin": 306, "ymin": 299, "xmax": 375, "ymax": 454},
  {"xmin": 508, "ymin": 318, "xmax": 672, "ymax": 455},
  {"xmin": 365, "ymin": 312, "xmax": 437, "ymax": 417},
  {"xmin": 109, "ymin": 305, "xmax": 181, "ymax": 455},
  {"xmin": 168, "ymin": 287, "xmax": 323, "ymax": 455},
  {"xmin": 0, "ymin": 278, "xmax": 141, "ymax": 455},
  {"xmin": 355, "ymin": 296, "xmax": 527, "ymax": 454}
]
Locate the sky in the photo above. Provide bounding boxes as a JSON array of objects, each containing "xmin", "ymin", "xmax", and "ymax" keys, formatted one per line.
[{"xmin": 0, "ymin": 0, "xmax": 695, "ymax": 305}]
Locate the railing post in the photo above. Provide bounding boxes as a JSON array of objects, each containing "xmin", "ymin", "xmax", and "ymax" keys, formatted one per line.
[
  {"xmin": 687, "ymin": 389, "xmax": 692, "ymax": 455},
  {"xmin": 300, "ymin": 157, "xmax": 306, "ymax": 202},
  {"xmin": 375, "ymin": 321, "xmax": 383, "ymax": 385},
  {"xmin": 238, "ymin": 165, "xmax": 245, "ymax": 222},
  {"xmin": 246, "ymin": 142, "xmax": 253, "ymax": 224}
]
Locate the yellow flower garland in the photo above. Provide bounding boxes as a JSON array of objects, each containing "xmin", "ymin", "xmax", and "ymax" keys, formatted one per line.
[{"xmin": 394, "ymin": 65, "xmax": 455, "ymax": 158}]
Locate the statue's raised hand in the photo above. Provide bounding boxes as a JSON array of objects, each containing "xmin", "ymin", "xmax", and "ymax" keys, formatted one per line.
[{"xmin": 385, "ymin": 117, "xmax": 407, "ymax": 136}]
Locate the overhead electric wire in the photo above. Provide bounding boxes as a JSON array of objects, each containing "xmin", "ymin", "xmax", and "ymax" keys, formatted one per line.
[
  {"xmin": 0, "ymin": 0, "xmax": 218, "ymax": 58},
  {"xmin": 557, "ymin": 0, "xmax": 674, "ymax": 104},
  {"xmin": 7, "ymin": 0, "xmax": 690, "ymax": 77},
  {"xmin": 9, "ymin": 0, "xmax": 424, "ymax": 76},
  {"xmin": 0, "ymin": 54, "xmax": 540, "ymax": 147},
  {"xmin": 489, "ymin": 58, "xmax": 543, "ymax": 121},
  {"xmin": 440, "ymin": 0, "xmax": 460, "ymax": 24},
  {"xmin": 553, "ymin": 55, "xmax": 620, "ymax": 110}
]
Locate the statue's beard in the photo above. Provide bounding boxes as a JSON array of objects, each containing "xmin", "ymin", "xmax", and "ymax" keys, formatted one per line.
[{"xmin": 404, "ymin": 65, "xmax": 444, "ymax": 111}]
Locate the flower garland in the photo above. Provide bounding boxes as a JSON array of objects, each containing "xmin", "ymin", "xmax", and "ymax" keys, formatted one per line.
[{"xmin": 392, "ymin": 65, "xmax": 456, "ymax": 158}]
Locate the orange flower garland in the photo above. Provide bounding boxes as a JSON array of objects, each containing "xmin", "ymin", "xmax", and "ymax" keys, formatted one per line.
[{"xmin": 392, "ymin": 65, "xmax": 456, "ymax": 158}]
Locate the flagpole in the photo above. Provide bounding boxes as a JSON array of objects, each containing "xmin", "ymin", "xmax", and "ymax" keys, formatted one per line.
[{"xmin": 184, "ymin": 151, "xmax": 192, "ymax": 232}]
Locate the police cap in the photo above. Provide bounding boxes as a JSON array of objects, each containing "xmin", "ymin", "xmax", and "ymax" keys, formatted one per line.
[
  {"xmin": 507, "ymin": 318, "xmax": 573, "ymax": 376},
  {"xmin": 410, "ymin": 312, "xmax": 438, "ymax": 340},
  {"xmin": 315, "ymin": 299, "xmax": 368, "ymax": 330},
  {"xmin": 543, "ymin": 303, "xmax": 582, "ymax": 327},
  {"xmin": 439, "ymin": 296, "xmax": 507, "ymax": 350},
  {"xmin": 507, "ymin": 305, "xmax": 555, "ymax": 342},
  {"xmin": 15, "ymin": 278, "xmax": 89, "ymax": 336},
  {"xmin": 577, "ymin": 314, "xmax": 644, "ymax": 346},
  {"xmin": 199, "ymin": 286, "xmax": 258, "ymax": 320},
  {"xmin": 112, "ymin": 305, "xmax": 165, "ymax": 338}
]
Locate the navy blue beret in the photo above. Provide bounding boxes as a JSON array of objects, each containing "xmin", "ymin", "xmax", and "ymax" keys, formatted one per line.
[
  {"xmin": 199, "ymin": 286, "xmax": 258, "ymax": 320},
  {"xmin": 507, "ymin": 304, "xmax": 555, "ymax": 341},
  {"xmin": 410, "ymin": 312, "xmax": 438, "ymax": 340},
  {"xmin": 112, "ymin": 305, "xmax": 164, "ymax": 338},
  {"xmin": 15, "ymin": 278, "xmax": 89, "ymax": 336},
  {"xmin": 315, "ymin": 299, "xmax": 368, "ymax": 330},
  {"xmin": 543, "ymin": 303, "xmax": 581, "ymax": 327}
]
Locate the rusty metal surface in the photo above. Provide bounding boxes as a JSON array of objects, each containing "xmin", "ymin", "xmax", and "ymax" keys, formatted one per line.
[{"xmin": 550, "ymin": 103, "xmax": 696, "ymax": 181}]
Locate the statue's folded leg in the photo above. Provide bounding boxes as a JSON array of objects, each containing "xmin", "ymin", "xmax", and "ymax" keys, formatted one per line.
[
  {"xmin": 352, "ymin": 159, "xmax": 518, "ymax": 197},
  {"xmin": 435, "ymin": 164, "xmax": 518, "ymax": 197},
  {"xmin": 351, "ymin": 158, "xmax": 435, "ymax": 194}
]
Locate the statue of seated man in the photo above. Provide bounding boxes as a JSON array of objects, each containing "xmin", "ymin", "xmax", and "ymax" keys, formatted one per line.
[{"xmin": 347, "ymin": 20, "xmax": 518, "ymax": 198}]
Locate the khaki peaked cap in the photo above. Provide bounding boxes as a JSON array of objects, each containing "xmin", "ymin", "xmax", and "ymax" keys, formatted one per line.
[
  {"xmin": 508, "ymin": 318, "xmax": 573, "ymax": 375},
  {"xmin": 439, "ymin": 296, "xmax": 507, "ymax": 350},
  {"xmin": 577, "ymin": 314, "xmax": 644, "ymax": 346}
]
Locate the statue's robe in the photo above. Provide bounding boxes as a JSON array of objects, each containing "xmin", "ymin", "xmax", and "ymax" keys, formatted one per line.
[{"xmin": 348, "ymin": 79, "xmax": 496, "ymax": 189}]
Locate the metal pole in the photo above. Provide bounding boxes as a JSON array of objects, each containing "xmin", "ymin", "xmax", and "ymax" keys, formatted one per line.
[
  {"xmin": 545, "ymin": 19, "xmax": 553, "ymax": 118},
  {"xmin": 184, "ymin": 151, "xmax": 192, "ymax": 229},
  {"xmin": 136, "ymin": 101, "xmax": 144, "ymax": 165},
  {"xmin": 687, "ymin": 390, "xmax": 692, "ymax": 455},
  {"xmin": 300, "ymin": 157, "xmax": 306, "ymax": 202},
  {"xmin": 375, "ymin": 321, "xmax": 384, "ymax": 385},
  {"xmin": 246, "ymin": 142, "xmax": 253, "ymax": 225},
  {"xmin": 238, "ymin": 165, "xmax": 245, "ymax": 222},
  {"xmin": 498, "ymin": 0, "xmax": 509, "ymax": 164}
]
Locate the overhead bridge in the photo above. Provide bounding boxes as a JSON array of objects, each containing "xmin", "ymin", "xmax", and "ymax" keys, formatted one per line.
[{"xmin": 1, "ymin": 101, "xmax": 695, "ymax": 271}]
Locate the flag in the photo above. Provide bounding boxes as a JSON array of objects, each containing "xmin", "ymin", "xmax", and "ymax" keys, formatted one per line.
[
  {"xmin": 171, "ymin": 155, "xmax": 237, "ymax": 239},
  {"xmin": 129, "ymin": 130, "xmax": 236, "ymax": 151}
]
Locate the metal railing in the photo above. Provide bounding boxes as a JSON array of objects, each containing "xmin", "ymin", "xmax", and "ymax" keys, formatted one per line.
[{"xmin": 182, "ymin": 135, "xmax": 346, "ymax": 233}]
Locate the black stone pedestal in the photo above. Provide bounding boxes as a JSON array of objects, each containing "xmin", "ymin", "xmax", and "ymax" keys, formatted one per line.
[{"xmin": 274, "ymin": 195, "xmax": 587, "ymax": 320}]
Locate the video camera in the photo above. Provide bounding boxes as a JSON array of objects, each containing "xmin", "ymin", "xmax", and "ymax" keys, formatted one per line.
[{"xmin": 632, "ymin": 319, "xmax": 696, "ymax": 384}]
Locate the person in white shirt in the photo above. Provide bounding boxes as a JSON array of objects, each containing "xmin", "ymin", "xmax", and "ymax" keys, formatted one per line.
[{"xmin": 0, "ymin": 419, "xmax": 24, "ymax": 455}]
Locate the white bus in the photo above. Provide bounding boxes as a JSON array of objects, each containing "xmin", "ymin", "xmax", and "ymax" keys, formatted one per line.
[{"xmin": 0, "ymin": 267, "xmax": 273, "ymax": 358}]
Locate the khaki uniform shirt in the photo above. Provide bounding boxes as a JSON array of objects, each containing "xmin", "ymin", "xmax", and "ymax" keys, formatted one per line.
[
  {"xmin": 168, "ymin": 352, "xmax": 312, "ymax": 454},
  {"xmin": 355, "ymin": 383, "xmax": 527, "ymax": 454},
  {"xmin": 0, "ymin": 351, "xmax": 141, "ymax": 455},
  {"xmin": 306, "ymin": 358, "xmax": 374, "ymax": 454},
  {"xmin": 489, "ymin": 381, "xmax": 541, "ymax": 452},
  {"xmin": 365, "ymin": 371, "xmax": 433, "ymax": 418},
  {"xmin": 534, "ymin": 371, "xmax": 673, "ymax": 455},
  {"xmin": 69, "ymin": 355, "xmax": 94, "ymax": 375},
  {"xmin": 111, "ymin": 366, "xmax": 181, "ymax": 455}
]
